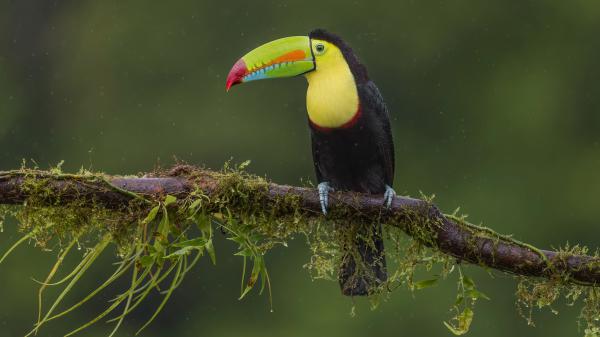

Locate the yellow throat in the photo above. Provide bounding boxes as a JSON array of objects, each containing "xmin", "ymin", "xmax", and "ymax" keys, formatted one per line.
[{"xmin": 304, "ymin": 40, "xmax": 359, "ymax": 128}]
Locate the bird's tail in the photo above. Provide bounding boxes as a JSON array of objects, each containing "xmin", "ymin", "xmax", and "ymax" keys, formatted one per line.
[{"xmin": 338, "ymin": 223, "xmax": 387, "ymax": 296}]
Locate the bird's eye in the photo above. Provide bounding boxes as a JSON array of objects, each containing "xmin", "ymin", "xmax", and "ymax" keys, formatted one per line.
[{"xmin": 315, "ymin": 43, "xmax": 325, "ymax": 54}]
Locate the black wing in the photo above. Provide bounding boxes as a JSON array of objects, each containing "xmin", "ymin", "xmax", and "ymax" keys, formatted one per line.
[{"xmin": 358, "ymin": 81, "xmax": 395, "ymax": 187}]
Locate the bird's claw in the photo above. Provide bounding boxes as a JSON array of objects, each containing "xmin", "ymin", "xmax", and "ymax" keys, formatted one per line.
[
  {"xmin": 318, "ymin": 182, "xmax": 334, "ymax": 215},
  {"xmin": 383, "ymin": 185, "xmax": 396, "ymax": 208}
]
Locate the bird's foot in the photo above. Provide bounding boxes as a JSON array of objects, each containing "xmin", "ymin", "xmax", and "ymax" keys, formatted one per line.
[
  {"xmin": 317, "ymin": 182, "xmax": 334, "ymax": 215},
  {"xmin": 383, "ymin": 185, "xmax": 396, "ymax": 208}
]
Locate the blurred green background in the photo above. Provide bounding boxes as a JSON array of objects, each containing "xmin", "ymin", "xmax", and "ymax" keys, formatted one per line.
[{"xmin": 1, "ymin": 1, "xmax": 600, "ymax": 336}]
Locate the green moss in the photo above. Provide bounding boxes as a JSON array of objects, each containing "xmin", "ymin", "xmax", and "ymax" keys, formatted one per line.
[
  {"xmin": 0, "ymin": 163, "xmax": 599, "ymax": 336},
  {"xmin": 514, "ymin": 245, "xmax": 600, "ymax": 336}
]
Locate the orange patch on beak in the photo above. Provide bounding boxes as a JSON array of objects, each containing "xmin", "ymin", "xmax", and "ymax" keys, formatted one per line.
[
  {"xmin": 271, "ymin": 49, "xmax": 307, "ymax": 64},
  {"xmin": 249, "ymin": 49, "xmax": 307, "ymax": 72}
]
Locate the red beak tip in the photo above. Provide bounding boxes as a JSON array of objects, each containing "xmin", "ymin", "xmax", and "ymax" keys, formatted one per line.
[
  {"xmin": 225, "ymin": 59, "xmax": 247, "ymax": 93},
  {"xmin": 225, "ymin": 80, "xmax": 239, "ymax": 92}
]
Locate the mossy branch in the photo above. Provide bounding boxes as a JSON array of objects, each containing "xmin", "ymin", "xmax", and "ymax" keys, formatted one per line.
[{"xmin": 1, "ymin": 165, "xmax": 599, "ymax": 285}]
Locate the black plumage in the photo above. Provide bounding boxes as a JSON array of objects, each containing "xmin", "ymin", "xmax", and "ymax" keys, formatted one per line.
[{"xmin": 308, "ymin": 29, "xmax": 395, "ymax": 296}]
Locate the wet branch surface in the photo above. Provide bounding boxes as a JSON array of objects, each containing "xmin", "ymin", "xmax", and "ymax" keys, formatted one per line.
[{"xmin": 1, "ymin": 167, "xmax": 599, "ymax": 285}]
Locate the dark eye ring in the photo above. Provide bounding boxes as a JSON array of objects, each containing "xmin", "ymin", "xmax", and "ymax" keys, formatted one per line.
[{"xmin": 315, "ymin": 44, "xmax": 325, "ymax": 53}]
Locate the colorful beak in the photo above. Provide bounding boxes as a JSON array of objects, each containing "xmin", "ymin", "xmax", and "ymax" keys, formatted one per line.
[{"xmin": 226, "ymin": 36, "xmax": 315, "ymax": 91}]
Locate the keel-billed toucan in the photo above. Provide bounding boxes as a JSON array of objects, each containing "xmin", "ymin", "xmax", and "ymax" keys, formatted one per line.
[{"xmin": 226, "ymin": 29, "xmax": 396, "ymax": 296}]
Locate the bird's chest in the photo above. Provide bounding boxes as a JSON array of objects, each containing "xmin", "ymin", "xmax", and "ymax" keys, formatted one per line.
[{"xmin": 305, "ymin": 65, "xmax": 359, "ymax": 129}]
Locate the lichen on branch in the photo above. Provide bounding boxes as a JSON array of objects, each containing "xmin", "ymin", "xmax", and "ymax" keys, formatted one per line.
[{"xmin": 0, "ymin": 163, "xmax": 599, "ymax": 336}]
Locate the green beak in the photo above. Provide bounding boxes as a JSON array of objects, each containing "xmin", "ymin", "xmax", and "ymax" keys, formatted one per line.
[{"xmin": 226, "ymin": 36, "xmax": 315, "ymax": 91}]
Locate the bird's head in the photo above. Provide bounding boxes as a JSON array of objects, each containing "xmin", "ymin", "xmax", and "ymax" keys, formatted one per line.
[{"xmin": 225, "ymin": 29, "xmax": 366, "ymax": 91}]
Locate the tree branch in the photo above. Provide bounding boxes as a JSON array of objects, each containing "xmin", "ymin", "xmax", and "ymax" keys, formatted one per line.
[{"xmin": 1, "ymin": 166, "xmax": 599, "ymax": 285}]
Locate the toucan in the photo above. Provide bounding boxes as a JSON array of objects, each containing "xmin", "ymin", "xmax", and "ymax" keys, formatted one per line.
[{"xmin": 226, "ymin": 29, "xmax": 396, "ymax": 296}]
